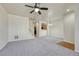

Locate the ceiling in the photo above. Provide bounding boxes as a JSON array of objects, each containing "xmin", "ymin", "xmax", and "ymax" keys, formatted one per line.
[{"xmin": 1, "ymin": 3, "xmax": 75, "ymax": 19}]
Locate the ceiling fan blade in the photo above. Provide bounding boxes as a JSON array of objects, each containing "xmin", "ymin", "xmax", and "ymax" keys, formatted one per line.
[
  {"xmin": 38, "ymin": 11, "xmax": 41, "ymax": 15},
  {"xmin": 25, "ymin": 5, "xmax": 34, "ymax": 8},
  {"xmin": 40, "ymin": 7, "xmax": 48, "ymax": 10},
  {"xmin": 30, "ymin": 10, "xmax": 34, "ymax": 13}
]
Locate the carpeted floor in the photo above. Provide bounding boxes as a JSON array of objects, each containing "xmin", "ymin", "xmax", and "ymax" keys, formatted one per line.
[{"xmin": 0, "ymin": 36, "xmax": 79, "ymax": 56}]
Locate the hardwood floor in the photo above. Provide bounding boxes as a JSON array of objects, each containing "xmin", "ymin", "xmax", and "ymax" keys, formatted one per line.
[{"xmin": 58, "ymin": 41, "xmax": 74, "ymax": 50}]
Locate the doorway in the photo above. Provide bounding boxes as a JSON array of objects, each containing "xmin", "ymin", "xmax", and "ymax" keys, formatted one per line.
[
  {"xmin": 34, "ymin": 25, "xmax": 37, "ymax": 37},
  {"xmin": 33, "ymin": 21, "xmax": 48, "ymax": 37}
]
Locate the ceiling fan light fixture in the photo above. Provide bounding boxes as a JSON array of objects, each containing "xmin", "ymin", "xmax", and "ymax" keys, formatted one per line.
[
  {"xmin": 35, "ymin": 8, "xmax": 39, "ymax": 12},
  {"xmin": 25, "ymin": 3, "xmax": 48, "ymax": 15}
]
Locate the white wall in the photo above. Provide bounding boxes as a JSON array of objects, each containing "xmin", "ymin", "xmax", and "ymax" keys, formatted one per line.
[
  {"xmin": 75, "ymin": 5, "xmax": 79, "ymax": 52},
  {"xmin": 64, "ymin": 12, "xmax": 75, "ymax": 43},
  {"xmin": 0, "ymin": 5, "xmax": 8, "ymax": 49},
  {"xmin": 8, "ymin": 14, "xmax": 33, "ymax": 42},
  {"xmin": 49, "ymin": 18, "xmax": 64, "ymax": 38},
  {"xmin": 48, "ymin": 7, "xmax": 64, "ymax": 38}
]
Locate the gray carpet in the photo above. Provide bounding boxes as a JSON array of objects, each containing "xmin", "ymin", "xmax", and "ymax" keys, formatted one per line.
[{"xmin": 0, "ymin": 36, "xmax": 79, "ymax": 56}]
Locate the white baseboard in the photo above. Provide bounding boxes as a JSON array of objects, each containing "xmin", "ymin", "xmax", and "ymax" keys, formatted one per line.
[
  {"xmin": 8, "ymin": 38, "xmax": 34, "ymax": 42},
  {"xmin": 0, "ymin": 41, "xmax": 8, "ymax": 50},
  {"xmin": 47, "ymin": 35, "xmax": 64, "ymax": 38}
]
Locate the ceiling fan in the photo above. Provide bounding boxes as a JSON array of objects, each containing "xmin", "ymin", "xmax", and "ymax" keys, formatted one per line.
[{"xmin": 25, "ymin": 3, "xmax": 48, "ymax": 15}]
